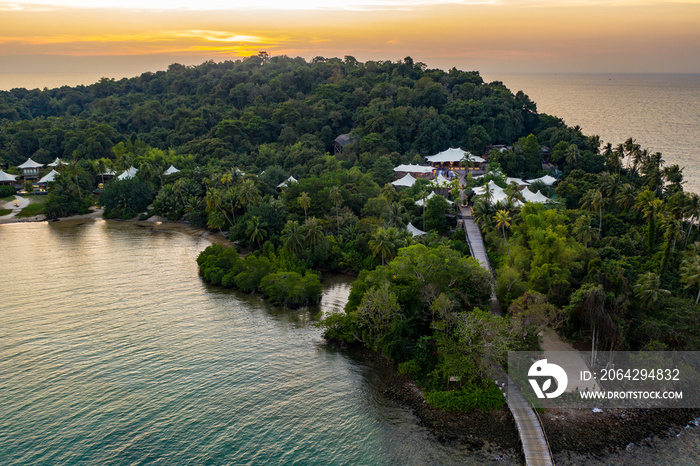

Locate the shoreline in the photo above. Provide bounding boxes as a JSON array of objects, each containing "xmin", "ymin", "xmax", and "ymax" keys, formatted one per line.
[{"xmin": 349, "ymin": 344, "xmax": 700, "ymax": 464}]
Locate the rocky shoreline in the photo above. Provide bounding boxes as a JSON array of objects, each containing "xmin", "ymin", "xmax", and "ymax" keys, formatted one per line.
[{"xmin": 348, "ymin": 346, "xmax": 700, "ymax": 464}]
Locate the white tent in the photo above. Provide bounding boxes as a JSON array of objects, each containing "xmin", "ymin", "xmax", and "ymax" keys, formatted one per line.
[
  {"xmin": 0, "ymin": 170, "xmax": 18, "ymax": 182},
  {"xmin": 506, "ymin": 177, "xmax": 529, "ymax": 186},
  {"xmin": 118, "ymin": 166, "xmax": 138, "ymax": 180},
  {"xmin": 431, "ymin": 174, "xmax": 451, "ymax": 187},
  {"xmin": 391, "ymin": 173, "xmax": 417, "ymax": 187},
  {"xmin": 18, "ymin": 158, "xmax": 44, "ymax": 169},
  {"xmin": 393, "ymin": 164, "xmax": 433, "ymax": 174},
  {"xmin": 277, "ymin": 176, "xmax": 298, "ymax": 188},
  {"xmin": 415, "ymin": 191, "xmax": 454, "ymax": 207},
  {"xmin": 526, "ymin": 174, "xmax": 558, "ymax": 186},
  {"xmin": 472, "ymin": 180, "xmax": 511, "ymax": 204},
  {"xmin": 47, "ymin": 158, "xmax": 67, "ymax": 167},
  {"xmin": 163, "ymin": 165, "xmax": 180, "ymax": 176},
  {"xmin": 426, "ymin": 147, "xmax": 484, "ymax": 164},
  {"xmin": 38, "ymin": 169, "xmax": 58, "ymax": 184},
  {"xmin": 406, "ymin": 222, "xmax": 426, "ymax": 237},
  {"xmin": 522, "ymin": 189, "xmax": 549, "ymax": 203}
]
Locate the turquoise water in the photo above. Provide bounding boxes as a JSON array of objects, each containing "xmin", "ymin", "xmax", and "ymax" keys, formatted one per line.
[{"xmin": 0, "ymin": 220, "xmax": 501, "ymax": 465}]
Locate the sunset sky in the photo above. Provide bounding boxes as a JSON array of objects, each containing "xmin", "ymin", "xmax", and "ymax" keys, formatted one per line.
[{"xmin": 1, "ymin": 0, "xmax": 699, "ymax": 76}]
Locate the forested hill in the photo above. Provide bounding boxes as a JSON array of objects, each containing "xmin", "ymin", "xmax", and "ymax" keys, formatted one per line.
[{"xmin": 0, "ymin": 55, "xmax": 593, "ymax": 174}]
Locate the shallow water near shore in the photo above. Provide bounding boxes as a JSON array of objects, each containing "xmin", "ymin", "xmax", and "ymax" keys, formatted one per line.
[{"xmin": 1, "ymin": 219, "xmax": 698, "ymax": 464}]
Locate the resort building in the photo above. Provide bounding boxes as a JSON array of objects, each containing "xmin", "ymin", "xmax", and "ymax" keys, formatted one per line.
[
  {"xmin": 393, "ymin": 164, "xmax": 434, "ymax": 179},
  {"xmin": 47, "ymin": 158, "xmax": 67, "ymax": 168},
  {"xmin": 406, "ymin": 222, "xmax": 426, "ymax": 237},
  {"xmin": 426, "ymin": 148, "xmax": 486, "ymax": 172},
  {"xmin": 0, "ymin": 170, "xmax": 18, "ymax": 188},
  {"xmin": 18, "ymin": 158, "xmax": 44, "ymax": 180},
  {"xmin": 521, "ymin": 189, "xmax": 549, "ymax": 204},
  {"xmin": 163, "ymin": 165, "xmax": 180, "ymax": 176},
  {"xmin": 277, "ymin": 176, "xmax": 298, "ymax": 189},
  {"xmin": 332, "ymin": 134, "xmax": 354, "ymax": 154},
  {"xmin": 526, "ymin": 174, "xmax": 558, "ymax": 186},
  {"xmin": 415, "ymin": 192, "xmax": 454, "ymax": 207},
  {"xmin": 391, "ymin": 173, "xmax": 417, "ymax": 188},
  {"xmin": 117, "ymin": 167, "xmax": 138, "ymax": 180},
  {"xmin": 37, "ymin": 169, "xmax": 59, "ymax": 192}
]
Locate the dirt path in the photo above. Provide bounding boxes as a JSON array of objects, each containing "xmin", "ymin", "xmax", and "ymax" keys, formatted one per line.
[
  {"xmin": 0, "ymin": 195, "xmax": 31, "ymax": 221},
  {"xmin": 541, "ymin": 328, "xmax": 598, "ymax": 393}
]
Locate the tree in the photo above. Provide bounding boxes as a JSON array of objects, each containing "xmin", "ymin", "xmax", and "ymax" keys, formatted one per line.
[
  {"xmin": 330, "ymin": 185, "xmax": 343, "ymax": 236},
  {"xmin": 356, "ymin": 283, "xmax": 401, "ymax": 350},
  {"xmin": 298, "ymin": 191, "xmax": 310, "ymax": 221},
  {"xmin": 580, "ymin": 188, "xmax": 605, "ymax": 239},
  {"xmin": 680, "ymin": 256, "xmax": 700, "ymax": 304},
  {"xmin": 303, "ymin": 217, "xmax": 324, "ymax": 247},
  {"xmin": 634, "ymin": 272, "xmax": 670, "ymax": 311},
  {"xmin": 246, "ymin": 215, "xmax": 267, "ymax": 249},
  {"xmin": 282, "ymin": 220, "xmax": 304, "ymax": 255},
  {"xmin": 237, "ymin": 178, "xmax": 260, "ymax": 211},
  {"xmin": 494, "ymin": 209, "xmax": 511, "ymax": 260},
  {"xmin": 369, "ymin": 227, "xmax": 400, "ymax": 265}
]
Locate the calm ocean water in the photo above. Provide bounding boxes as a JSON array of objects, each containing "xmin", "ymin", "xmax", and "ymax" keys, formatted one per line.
[
  {"xmin": 483, "ymin": 73, "xmax": 700, "ymax": 194},
  {"xmin": 0, "ymin": 220, "xmax": 507, "ymax": 465},
  {"xmin": 1, "ymin": 71, "xmax": 698, "ymax": 192}
]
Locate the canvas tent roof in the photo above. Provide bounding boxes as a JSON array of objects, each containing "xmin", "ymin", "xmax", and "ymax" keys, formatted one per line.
[
  {"xmin": 277, "ymin": 176, "xmax": 298, "ymax": 188},
  {"xmin": 118, "ymin": 166, "xmax": 138, "ymax": 180},
  {"xmin": 163, "ymin": 165, "xmax": 180, "ymax": 175},
  {"xmin": 506, "ymin": 177, "xmax": 529, "ymax": 186},
  {"xmin": 18, "ymin": 158, "xmax": 44, "ymax": 169},
  {"xmin": 47, "ymin": 158, "xmax": 67, "ymax": 167},
  {"xmin": 526, "ymin": 174, "xmax": 558, "ymax": 186},
  {"xmin": 406, "ymin": 222, "xmax": 426, "ymax": 237},
  {"xmin": 426, "ymin": 147, "xmax": 474, "ymax": 164},
  {"xmin": 522, "ymin": 189, "xmax": 549, "ymax": 203},
  {"xmin": 415, "ymin": 191, "xmax": 454, "ymax": 207},
  {"xmin": 431, "ymin": 174, "xmax": 451, "ymax": 187},
  {"xmin": 393, "ymin": 164, "xmax": 433, "ymax": 174},
  {"xmin": 391, "ymin": 173, "xmax": 417, "ymax": 187},
  {"xmin": 38, "ymin": 169, "xmax": 58, "ymax": 184}
]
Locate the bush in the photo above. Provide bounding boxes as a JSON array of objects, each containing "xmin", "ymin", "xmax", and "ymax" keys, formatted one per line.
[
  {"xmin": 0, "ymin": 185, "xmax": 15, "ymax": 197},
  {"xmin": 259, "ymin": 271, "xmax": 323, "ymax": 308},
  {"xmin": 398, "ymin": 359, "xmax": 421, "ymax": 377},
  {"xmin": 425, "ymin": 382, "xmax": 505, "ymax": 412},
  {"xmin": 100, "ymin": 178, "xmax": 154, "ymax": 219}
]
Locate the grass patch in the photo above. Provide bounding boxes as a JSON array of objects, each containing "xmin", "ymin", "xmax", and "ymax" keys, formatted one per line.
[
  {"xmin": 0, "ymin": 208, "xmax": 12, "ymax": 216},
  {"xmin": 16, "ymin": 196, "xmax": 47, "ymax": 218}
]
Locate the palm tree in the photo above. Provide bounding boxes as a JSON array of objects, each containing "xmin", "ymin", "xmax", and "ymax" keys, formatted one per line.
[
  {"xmin": 386, "ymin": 202, "xmax": 407, "ymax": 229},
  {"xmin": 246, "ymin": 216, "xmax": 267, "ymax": 249},
  {"xmin": 419, "ymin": 188, "xmax": 428, "ymax": 230},
  {"xmin": 684, "ymin": 193, "xmax": 700, "ymax": 247},
  {"xmin": 635, "ymin": 189, "xmax": 663, "ymax": 251},
  {"xmin": 565, "ymin": 144, "xmax": 581, "ymax": 167},
  {"xmin": 494, "ymin": 209, "xmax": 511, "ymax": 260},
  {"xmin": 680, "ymin": 256, "xmax": 700, "ymax": 304},
  {"xmin": 369, "ymin": 227, "xmax": 398, "ymax": 266},
  {"xmin": 615, "ymin": 183, "xmax": 637, "ymax": 211},
  {"xmin": 633, "ymin": 272, "xmax": 670, "ymax": 311},
  {"xmin": 581, "ymin": 188, "xmax": 605, "ymax": 239},
  {"xmin": 504, "ymin": 182, "xmax": 522, "ymax": 205},
  {"xmin": 237, "ymin": 178, "xmax": 260, "ymax": 212},
  {"xmin": 303, "ymin": 217, "xmax": 325, "ymax": 247},
  {"xmin": 298, "ymin": 191, "xmax": 311, "ymax": 221},
  {"xmin": 573, "ymin": 215, "xmax": 596, "ymax": 249},
  {"xmin": 330, "ymin": 186, "xmax": 343, "ymax": 237},
  {"xmin": 281, "ymin": 220, "xmax": 304, "ymax": 255}
]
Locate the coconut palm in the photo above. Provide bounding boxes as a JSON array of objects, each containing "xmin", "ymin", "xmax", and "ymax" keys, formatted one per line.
[
  {"xmin": 635, "ymin": 189, "xmax": 663, "ymax": 251},
  {"xmin": 369, "ymin": 227, "xmax": 399, "ymax": 266},
  {"xmin": 684, "ymin": 193, "xmax": 700, "ymax": 247},
  {"xmin": 298, "ymin": 191, "xmax": 310, "ymax": 221},
  {"xmin": 386, "ymin": 202, "xmax": 408, "ymax": 229},
  {"xmin": 633, "ymin": 272, "xmax": 670, "ymax": 311},
  {"xmin": 581, "ymin": 188, "xmax": 605, "ymax": 239},
  {"xmin": 237, "ymin": 178, "xmax": 260, "ymax": 212},
  {"xmin": 246, "ymin": 215, "xmax": 267, "ymax": 249},
  {"xmin": 281, "ymin": 220, "xmax": 304, "ymax": 255},
  {"xmin": 680, "ymin": 256, "xmax": 700, "ymax": 304},
  {"xmin": 494, "ymin": 209, "xmax": 511, "ymax": 260},
  {"xmin": 573, "ymin": 215, "xmax": 596, "ymax": 249},
  {"xmin": 304, "ymin": 217, "xmax": 325, "ymax": 247},
  {"xmin": 418, "ymin": 188, "xmax": 428, "ymax": 230}
]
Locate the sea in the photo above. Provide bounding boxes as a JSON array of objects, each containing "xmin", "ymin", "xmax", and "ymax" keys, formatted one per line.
[
  {"xmin": 1, "ymin": 219, "xmax": 698, "ymax": 465},
  {"xmin": 1, "ymin": 71, "xmax": 698, "ymax": 193}
]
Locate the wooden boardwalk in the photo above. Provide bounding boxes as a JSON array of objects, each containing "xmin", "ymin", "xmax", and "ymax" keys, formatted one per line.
[{"xmin": 459, "ymin": 204, "xmax": 553, "ymax": 465}]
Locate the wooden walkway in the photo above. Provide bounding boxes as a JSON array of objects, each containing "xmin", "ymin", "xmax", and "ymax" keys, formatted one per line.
[{"xmin": 458, "ymin": 203, "xmax": 553, "ymax": 465}]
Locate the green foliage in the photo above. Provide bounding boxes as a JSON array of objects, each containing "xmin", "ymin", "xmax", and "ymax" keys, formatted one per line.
[
  {"xmin": 425, "ymin": 383, "xmax": 505, "ymax": 412},
  {"xmin": 100, "ymin": 178, "xmax": 154, "ymax": 219},
  {"xmin": 0, "ymin": 185, "xmax": 15, "ymax": 197},
  {"xmin": 259, "ymin": 271, "xmax": 323, "ymax": 308},
  {"xmin": 398, "ymin": 359, "xmax": 421, "ymax": 377}
]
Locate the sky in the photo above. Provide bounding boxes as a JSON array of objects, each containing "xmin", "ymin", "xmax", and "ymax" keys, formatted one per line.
[{"xmin": 1, "ymin": 0, "xmax": 699, "ymax": 78}]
